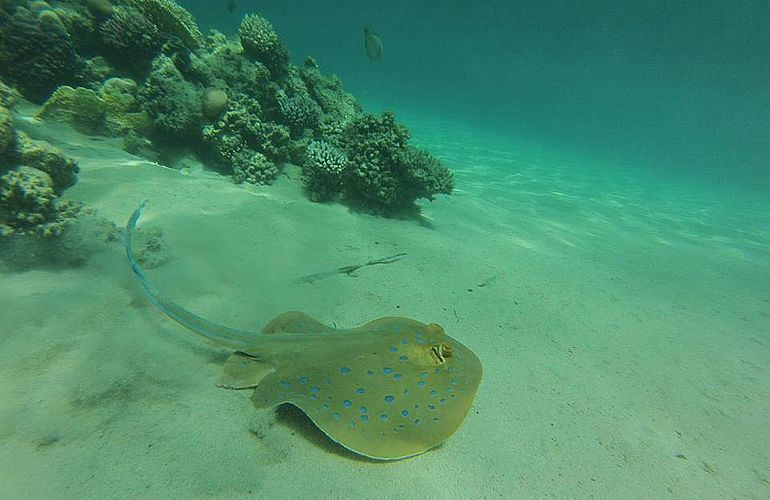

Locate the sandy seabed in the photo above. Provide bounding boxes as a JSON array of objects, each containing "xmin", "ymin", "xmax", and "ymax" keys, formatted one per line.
[{"xmin": 1, "ymin": 113, "xmax": 768, "ymax": 499}]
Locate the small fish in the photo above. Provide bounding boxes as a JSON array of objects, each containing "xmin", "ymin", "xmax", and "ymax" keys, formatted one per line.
[
  {"xmin": 364, "ymin": 27, "xmax": 383, "ymax": 62},
  {"xmin": 124, "ymin": 202, "xmax": 482, "ymax": 460},
  {"xmin": 226, "ymin": 0, "xmax": 237, "ymax": 14}
]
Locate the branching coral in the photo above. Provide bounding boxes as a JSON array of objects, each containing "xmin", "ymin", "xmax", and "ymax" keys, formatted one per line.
[
  {"xmin": 231, "ymin": 149, "xmax": 279, "ymax": 185},
  {"xmin": 276, "ymin": 89, "xmax": 321, "ymax": 134},
  {"xmin": 201, "ymin": 93, "xmax": 290, "ymax": 167},
  {"xmin": 301, "ymin": 140, "xmax": 347, "ymax": 202},
  {"xmin": 339, "ymin": 112, "xmax": 453, "ymax": 214},
  {"xmin": 238, "ymin": 13, "xmax": 289, "ymax": 78}
]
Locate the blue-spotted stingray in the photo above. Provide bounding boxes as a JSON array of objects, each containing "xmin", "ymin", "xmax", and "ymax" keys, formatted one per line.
[{"xmin": 124, "ymin": 202, "xmax": 482, "ymax": 460}]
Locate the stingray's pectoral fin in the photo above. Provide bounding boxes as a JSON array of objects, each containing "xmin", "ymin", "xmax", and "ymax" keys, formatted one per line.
[{"xmin": 216, "ymin": 352, "xmax": 275, "ymax": 389}]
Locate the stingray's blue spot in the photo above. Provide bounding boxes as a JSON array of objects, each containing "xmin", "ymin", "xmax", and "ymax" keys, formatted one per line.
[
  {"xmin": 279, "ymin": 381, "xmax": 291, "ymax": 389},
  {"xmin": 359, "ymin": 407, "xmax": 368, "ymax": 414},
  {"xmin": 450, "ymin": 378, "xmax": 458, "ymax": 385},
  {"xmin": 356, "ymin": 387, "xmax": 366, "ymax": 395},
  {"xmin": 333, "ymin": 412, "xmax": 341, "ymax": 420},
  {"xmin": 323, "ymin": 402, "xmax": 330, "ymax": 410},
  {"xmin": 400, "ymin": 338, "xmax": 409, "ymax": 345},
  {"xmin": 379, "ymin": 414, "xmax": 388, "ymax": 422},
  {"xmin": 399, "ymin": 355, "xmax": 408, "ymax": 361},
  {"xmin": 450, "ymin": 394, "xmax": 456, "ymax": 399},
  {"xmin": 310, "ymin": 394, "xmax": 318, "ymax": 400},
  {"xmin": 394, "ymin": 373, "xmax": 402, "ymax": 380},
  {"xmin": 430, "ymin": 390, "xmax": 438, "ymax": 396},
  {"xmin": 427, "ymin": 404, "xmax": 437, "ymax": 410},
  {"xmin": 402, "ymin": 388, "xmax": 409, "ymax": 395},
  {"xmin": 414, "ymin": 419, "xmax": 421, "ymax": 425},
  {"xmin": 383, "ymin": 367, "xmax": 393, "ymax": 374},
  {"xmin": 391, "ymin": 324, "xmax": 400, "ymax": 333},
  {"xmin": 439, "ymin": 398, "xmax": 446, "ymax": 405},
  {"xmin": 401, "ymin": 409, "xmax": 409, "ymax": 417},
  {"xmin": 419, "ymin": 372, "xmax": 429, "ymax": 379},
  {"xmin": 325, "ymin": 377, "xmax": 333, "ymax": 385},
  {"xmin": 360, "ymin": 415, "xmax": 369, "ymax": 422},
  {"xmin": 310, "ymin": 386, "xmax": 320, "ymax": 393},
  {"xmin": 389, "ymin": 346, "xmax": 398, "ymax": 352},
  {"xmin": 327, "ymin": 395, "xmax": 333, "ymax": 400},
  {"xmin": 384, "ymin": 395, "xmax": 395, "ymax": 404},
  {"xmin": 417, "ymin": 381, "xmax": 426, "ymax": 387},
  {"xmin": 340, "ymin": 367, "xmax": 351, "ymax": 375},
  {"xmin": 350, "ymin": 420, "xmax": 356, "ymax": 428},
  {"xmin": 343, "ymin": 399, "xmax": 352, "ymax": 408},
  {"xmin": 298, "ymin": 376, "xmax": 309, "ymax": 384},
  {"xmin": 435, "ymin": 368, "xmax": 443, "ymax": 374},
  {"xmin": 366, "ymin": 370, "xmax": 374, "ymax": 376},
  {"xmin": 446, "ymin": 387, "xmax": 454, "ymax": 392}
]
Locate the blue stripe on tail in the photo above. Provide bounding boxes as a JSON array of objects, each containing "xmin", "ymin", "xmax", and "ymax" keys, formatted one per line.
[{"xmin": 124, "ymin": 201, "xmax": 259, "ymax": 351}]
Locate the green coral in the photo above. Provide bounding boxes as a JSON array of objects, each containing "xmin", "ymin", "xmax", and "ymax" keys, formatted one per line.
[
  {"xmin": 231, "ymin": 149, "xmax": 279, "ymax": 185},
  {"xmin": 123, "ymin": 0, "xmax": 202, "ymax": 49},
  {"xmin": 238, "ymin": 13, "xmax": 289, "ymax": 78},
  {"xmin": 138, "ymin": 55, "xmax": 202, "ymax": 137},
  {"xmin": 0, "ymin": 4, "xmax": 81, "ymax": 102},
  {"xmin": 301, "ymin": 140, "xmax": 347, "ymax": 202},
  {"xmin": 201, "ymin": 93, "xmax": 290, "ymax": 168},
  {"xmin": 99, "ymin": 6, "xmax": 161, "ymax": 65},
  {"xmin": 300, "ymin": 57, "xmax": 362, "ymax": 141},
  {"xmin": 339, "ymin": 112, "xmax": 453, "ymax": 214},
  {"xmin": 275, "ymin": 89, "xmax": 321, "ymax": 136}
]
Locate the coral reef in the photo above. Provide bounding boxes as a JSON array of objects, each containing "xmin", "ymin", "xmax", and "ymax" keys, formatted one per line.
[
  {"xmin": 0, "ymin": 3, "xmax": 81, "ymax": 102},
  {"xmin": 37, "ymin": 80, "xmax": 150, "ymax": 136},
  {"xmin": 231, "ymin": 149, "xmax": 279, "ymax": 185},
  {"xmin": 99, "ymin": 6, "xmax": 161, "ymax": 68},
  {"xmin": 0, "ymin": 3, "xmax": 452, "ymax": 217},
  {"xmin": 301, "ymin": 140, "xmax": 347, "ymax": 202},
  {"xmin": 137, "ymin": 55, "xmax": 201, "ymax": 138},
  {"xmin": 339, "ymin": 112, "xmax": 454, "ymax": 214},
  {"xmin": 201, "ymin": 93, "xmax": 289, "ymax": 183},
  {"xmin": 123, "ymin": 0, "xmax": 202, "ymax": 49},
  {"xmin": 238, "ymin": 13, "xmax": 289, "ymax": 79},
  {"xmin": 0, "ymin": 80, "xmax": 116, "ymax": 269},
  {"xmin": 276, "ymin": 89, "xmax": 321, "ymax": 136}
]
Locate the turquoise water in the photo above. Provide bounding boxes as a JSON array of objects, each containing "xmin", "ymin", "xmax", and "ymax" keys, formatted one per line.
[{"xmin": 1, "ymin": 1, "xmax": 769, "ymax": 498}]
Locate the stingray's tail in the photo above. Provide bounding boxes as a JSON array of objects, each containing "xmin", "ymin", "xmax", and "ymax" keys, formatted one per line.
[{"xmin": 124, "ymin": 201, "xmax": 259, "ymax": 351}]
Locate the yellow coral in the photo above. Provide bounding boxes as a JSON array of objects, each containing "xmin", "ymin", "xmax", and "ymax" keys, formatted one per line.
[
  {"xmin": 36, "ymin": 84, "xmax": 150, "ymax": 136},
  {"xmin": 36, "ymin": 86, "xmax": 106, "ymax": 135}
]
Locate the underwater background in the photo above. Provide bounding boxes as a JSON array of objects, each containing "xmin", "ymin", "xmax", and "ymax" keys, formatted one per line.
[{"xmin": 0, "ymin": 0, "xmax": 768, "ymax": 498}]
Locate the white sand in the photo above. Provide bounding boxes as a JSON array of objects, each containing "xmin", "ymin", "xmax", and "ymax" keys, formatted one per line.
[{"xmin": 1, "ymin": 114, "xmax": 768, "ymax": 499}]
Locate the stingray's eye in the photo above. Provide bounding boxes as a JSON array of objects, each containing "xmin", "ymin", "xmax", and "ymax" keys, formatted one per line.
[{"xmin": 430, "ymin": 343, "xmax": 453, "ymax": 364}]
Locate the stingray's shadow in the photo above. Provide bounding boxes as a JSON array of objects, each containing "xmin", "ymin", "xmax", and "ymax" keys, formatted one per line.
[{"xmin": 272, "ymin": 404, "xmax": 388, "ymax": 463}]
